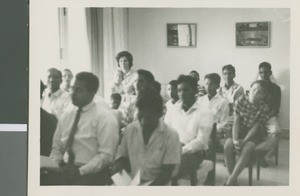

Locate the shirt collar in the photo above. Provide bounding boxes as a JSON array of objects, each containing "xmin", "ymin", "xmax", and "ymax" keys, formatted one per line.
[
  {"xmin": 175, "ymin": 100, "xmax": 199, "ymax": 113},
  {"xmin": 208, "ymin": 94, "xmax": 221, "ymax": 101},
  {"xmin": 223, "ymin": 81, "xmax": 237, "ymax": 90},
  {"xmin": 46, "ymin": 88, "xmax": 63, "ymax": 98},
  {"xmin": 137, "ymin": 119, "xmax": 165, "ymax": 133},
  {"xmin": 124, "ymin": 69, "xmax": 134, "ymax": 78},
  {"xmin": 80, "ymin": 100, "xmax": 95, "ymax": 112}
]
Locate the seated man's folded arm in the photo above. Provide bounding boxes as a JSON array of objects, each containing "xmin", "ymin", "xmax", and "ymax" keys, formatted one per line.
[{"xmin": 49, "ymin": 122, "xmax": 64, "ymax": 164}]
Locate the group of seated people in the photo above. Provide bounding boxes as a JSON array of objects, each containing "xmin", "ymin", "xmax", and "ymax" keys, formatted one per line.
[{"xmin": 40, "ymin": 51, "xmax": 281, "ymax": 186}]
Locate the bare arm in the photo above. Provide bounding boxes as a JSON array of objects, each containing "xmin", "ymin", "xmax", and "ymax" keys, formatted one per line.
[
  {"xmin": 241, "ymin": 122, "xmax": 261, "ymax": 145},
  {"xmin": 232, "ymin": 114, "xmax": 240, "ymax": 141}
]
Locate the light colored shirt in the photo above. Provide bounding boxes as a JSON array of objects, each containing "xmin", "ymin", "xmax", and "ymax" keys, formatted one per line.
[
  {"xmin": 50, "ymin": 100, "xmax": 119, "ymax": 175},
  {"xmin": 116, "ymin": 120, "xmax": 181, "ymax": 183},
  {"xmin": 111, "ymin": 109, "xmax": 122, "ymax": 128},
  {"xmin": 218, "ymin": 82, "xmax": 244, "ymax": 122},
  {"xmin": 119, "ymin": 94, "xmax": 137, "ymax": 126},
  {"xmin": 164, "ymin": 100, "xmax": 214, "ymax": 153},
  {"xmin": 93, "ymin": 95, "xmax": 110, "ymax": 109},
  {"xmin": 198, "ymin": 94, "xmax": 229, "ymax": 132},
  {"xmin": 121, "ymin": 70, "xmax": 138, "ymax": 95},
  {"xmin": 41, "ymin": 89, "xmax": 71, "ymax": 120},
  {"xmin": 165, "ymin": 99, "xmax": 177, "ymax": 114}
]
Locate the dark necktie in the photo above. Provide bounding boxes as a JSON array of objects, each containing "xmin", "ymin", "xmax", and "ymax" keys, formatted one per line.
[{"xmin": 65, "ymin": 107, "xmax": 82, "ymax": 165}]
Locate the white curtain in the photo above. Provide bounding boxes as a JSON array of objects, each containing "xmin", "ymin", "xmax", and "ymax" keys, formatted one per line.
[
  {"xmin": 68, "ymin": 8, "xmax": 91, "ymax": 74},
  {"xmin": 86, "ymin": 8, "xmax": 104, "ymax": 96},
  {"xmin": 102, "ymin": 8, "xmax": 129, "ymax": 99},
  {"xmin": 86, "ymin": 8, "xmax": 129, "ymax": 98}
]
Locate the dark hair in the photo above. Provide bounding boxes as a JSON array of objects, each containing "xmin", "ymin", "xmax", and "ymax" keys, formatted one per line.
[
  {"xmin": 135, "ymin": 88, "xmax": 163, "ymax": 117},
  {"xmin": 40, "ymin": 80, "xmax": 46, "ymax": 99},
  {"xmin": 153, "ymin": 81, "xmax": 161, "ymax": 94},
  {"xmin": 259, "ymin": 62, "xmax": 272, "ymax": 71},
  {"xmin": 116, "ymin": 51, "xmax": 133, "ymax": 68},
  {"xmin": 75, "ymin": 72, "xmax": 99, "ymax": 93},
  {"xmin": 222, "ymin": 64, "xmax": 236, "ymax": 75},
  {"xmin": 168, "ymin": 80, "xmax": 178, "ymax": 88},
  {"xmin": 111, "ymin": 93, "xmax": 122, "ymax": 103},
  {"xmin": 47, "ymin": 68, "xmax": 62, "ymax": 78},
  {"xmin": 189, "ymin": 70, "xmax": 199, "ymax": 76},
  {"xmin": 204, "ymin": 73, "xmax": 221, "ymax": 86},
  {"xmin": 137, "ymin": 69, "xmax": 155, "ymax": 83},
  {"xmin": 250, "ymin": 80, "xmax": 269, "ymax": 94},
  {"xmin": 177, "ymin": 75, "xmax": 198, "ymax": 90}
]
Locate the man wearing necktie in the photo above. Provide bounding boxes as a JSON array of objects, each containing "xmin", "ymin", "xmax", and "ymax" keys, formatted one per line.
[{"xmin": 50, "ymin": 72, "xmax": 119, "ymax": 185}]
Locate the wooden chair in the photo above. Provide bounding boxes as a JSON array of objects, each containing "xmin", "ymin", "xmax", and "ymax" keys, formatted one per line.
[{"xmin": 248, "ymin": 136, "xmax": 280, "ymax": 185}]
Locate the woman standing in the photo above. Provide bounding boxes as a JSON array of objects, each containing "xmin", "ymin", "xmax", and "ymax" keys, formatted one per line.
[{"xmin": 112, "ymin": 51, "xmax": 138, "ymax": 95}]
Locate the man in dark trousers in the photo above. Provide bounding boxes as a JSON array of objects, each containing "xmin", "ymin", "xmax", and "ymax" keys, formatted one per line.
[
  {"xmin": 48, "ymin": 72, "xmax": 119, "ymax": 185},
  {"xmin": 255, "ymin": 62, "xmax": 281, "ymax": 167}
]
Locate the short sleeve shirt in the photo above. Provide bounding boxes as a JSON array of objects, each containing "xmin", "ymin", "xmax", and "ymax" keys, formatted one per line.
[
  {"xmin": 41, "ymin": 89, "xmax": 71, "ymax": 120},
  {"xmin": 116, "ymin": 120, "xmax": 181, "ymax": 183},
  {"xmin": 234, "ymin": 96, "xmax": 269, "ymax": 130},
  {"xmin": 219, "ymin": 82, "xmax": 245, "ymax": 104}
]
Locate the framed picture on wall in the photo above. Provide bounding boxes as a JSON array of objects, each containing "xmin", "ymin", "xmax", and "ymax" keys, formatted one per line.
[
  {"xmin": 167, "ymin": 23, "xmax": 197, "ymax": 47},
  {"xmin": 236, "ymin": 22, "xmax": 271, "ymax": 47}
]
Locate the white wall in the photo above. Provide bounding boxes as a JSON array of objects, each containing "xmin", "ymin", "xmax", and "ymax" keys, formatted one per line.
[{"xmin": 128, "ymin": 8, "xmax": 290, "ymax": 130}]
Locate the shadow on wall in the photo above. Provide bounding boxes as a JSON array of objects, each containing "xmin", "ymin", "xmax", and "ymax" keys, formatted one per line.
[{"xmin": 276, "ymin": 68, "xmax": 290, "ymax": 135}]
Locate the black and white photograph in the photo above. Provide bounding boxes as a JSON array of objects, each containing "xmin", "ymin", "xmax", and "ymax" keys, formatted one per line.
[{"xmin": 28, "ymin": 0, "xmax": 300, "ymax": 195}]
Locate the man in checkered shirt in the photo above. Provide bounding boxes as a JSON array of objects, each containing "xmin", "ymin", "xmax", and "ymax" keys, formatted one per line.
[{"xmin": 223, "ymin": 80, "xmax": 269, "ymax": 186}]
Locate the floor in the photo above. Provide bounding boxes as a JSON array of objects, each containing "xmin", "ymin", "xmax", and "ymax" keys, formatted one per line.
[{"xmin": 179, "ymin": 138, "xmax": 289, "ymax": 186}]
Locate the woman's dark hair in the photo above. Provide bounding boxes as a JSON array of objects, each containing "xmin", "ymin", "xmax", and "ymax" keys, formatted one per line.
[
  {"xmin": 137, "ymin": 69, "xmax": 155, "ymax": 84},
  {"xmin": 135, "ymin": 88, "xmax": 163, "ymax": 117},
  {"xmin": 40, "ymin": 80, "xmax": 46, "ymax": 99},
  {"xmin": 169, "ymin": 80, "xmax": 178, "ymax": 89},
  {"xmin": 116, "ymin": 51, "xmax": 133, "ymax": 68},
  {"xmin": 153, "ymin": 81, "xmax": 161, "ymax": 94},
  {"xmin": 177, "ymin": 75, "xmax": 198, "ymax": 90}
]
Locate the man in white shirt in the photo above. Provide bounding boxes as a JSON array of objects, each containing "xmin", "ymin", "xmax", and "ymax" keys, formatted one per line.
[
  {"xmin": 218, "ymin": 65, "xmax": 245, "ymax": 138},
  {"xmin": 41, "ymin": 68, "xmax": 71, "ymax": 120},
  {"xmin": 50, "ymin": 72, "xmax": 119, "ymax": 185},
  {"xmin": 198, "ymin": 73, "xmax": 229, "ymax": 133},
  {"xmin": 164, "ymin": 75, "xmax": 214, "ymax": 184},
  {"xmin": 61, "ymin": 68, "xmax": 73, "ymax": 93}
]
